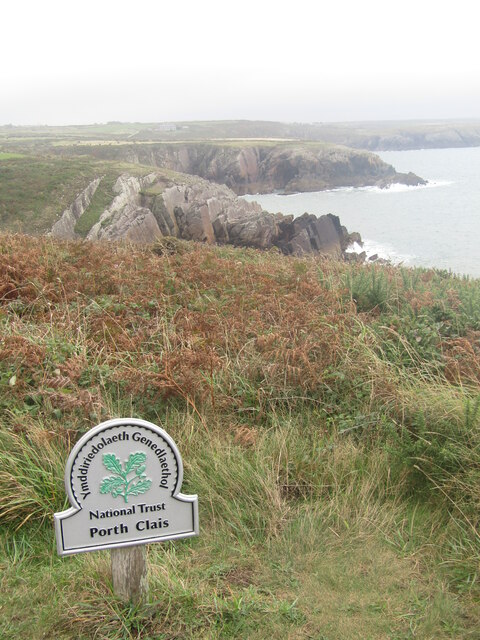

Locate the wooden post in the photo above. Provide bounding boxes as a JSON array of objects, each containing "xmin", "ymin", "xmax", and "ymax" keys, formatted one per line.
[{"xmin": 111, "ymin": 545, "xmax": 147, "ymax": 603}]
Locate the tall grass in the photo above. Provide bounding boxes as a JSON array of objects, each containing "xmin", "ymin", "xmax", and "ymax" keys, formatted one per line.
[
  {"xmin": 1, "ymin": 234, "xmax": 480, "ymax": 637},
  {"xmin": 0, "ymin": 424, "xmax": 69, "ymax": 527}
]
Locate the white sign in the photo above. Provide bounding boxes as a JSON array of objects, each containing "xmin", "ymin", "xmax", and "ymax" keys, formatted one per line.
[{"xmin": 54, "ymin": 418, "xmax": 199, "ymax": 556}]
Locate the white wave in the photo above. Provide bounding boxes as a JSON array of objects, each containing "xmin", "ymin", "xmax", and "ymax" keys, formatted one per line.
[
  {"xmin": 346, "ymin": 239, "xmax": 415, "ymax": 265},
  {"xmin": 244, "ymin": 180, "xmax": 453, "ymax": 201},
  {"xmin": 328, "ymin": 180, "xmax": 453, "ymax": 194}
]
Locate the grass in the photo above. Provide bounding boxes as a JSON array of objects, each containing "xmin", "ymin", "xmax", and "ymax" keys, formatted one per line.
[
  {"xmin": 74, "ymin": 174, "xmax": 118, "ymax": 237},
  {"xmin": 1, "ymin": 424, "xmax": 477, "ymax": 638},
  {"xmin": 0, "ymin": 156, "xmax": 163, "ymax": 235},
  {"xmin": 0, "ymin": 425, "xmax": 69, "ymax": 527},
  {"xmin": 0, "ymin": 152, "xmax": 25, "ymax": 160},
  {"xmin": 1, "ymin": 234, "xmax": 480, "ymax": 637},
  {"xmin": 0, "ymin": 156, "xmax": 105, "ymax": 234}
]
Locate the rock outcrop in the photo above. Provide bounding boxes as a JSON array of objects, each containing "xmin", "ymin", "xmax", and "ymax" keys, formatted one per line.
[
  {"xmin": 149, "ymin": 143, "xmax": 427, "ymax": 193},
  {"xmin": 155, "ymin": 181, "xmax": 280, "ymax": 250},
  {"xmin": 87, "ymin": 174, "xmax": 160, "ymax": 242},
  {"xmin": 275, "ymin": 213, "xmax": 350, "ymax": 257},
  {"xmin": 50, "ymin": 178, "xmax": 101, "ymax": 239},
  {"xmin": 80, "ymin": 172, "xmax": 356, "ymax": 258}
]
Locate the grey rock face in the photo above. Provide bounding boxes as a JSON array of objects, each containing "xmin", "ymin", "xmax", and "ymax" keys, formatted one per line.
[
  {"xmin": 157, "ymin": 179, "xmax": 271, "ymax": 248},
  {"xmin": 56, "ymin": 171, "xmax": 360, "ymax": 259},
  {"xmin": 87, "ymin": 174, "xmax": 160, "ymax": 241},
  {"xmin": 50, "ymin": 178, "xmax": 102, "ymax": 239},
  {"xmin": 276, "ymin": 213, "xmax": 345, "ymax": 258},
  {"xmin": 148, "ymin": 176, "xmax": 356, "ymax": 256}
]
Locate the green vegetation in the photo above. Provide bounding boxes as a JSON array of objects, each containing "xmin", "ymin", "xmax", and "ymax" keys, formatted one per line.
[
  {"xmin": 0, "ymin": 157, "xmax": 156, "ymax": 235},
  {"xmin": 0, "ymin": 156, "xmax": 114, "ymax": 234},
  {"xmin": 0, "ymin": 152, "xmax": 25, "ymax": 160},
  {"xmin": 1, "ymin": 234, "xmax": 479, "ymax": 638},
  {"xmin": 0, "ymin": 156, "xmax": 94, "ymax": 233},
  {"xmin": 74, "ymin": 174, "xmax": 118, "ymax": 237}
]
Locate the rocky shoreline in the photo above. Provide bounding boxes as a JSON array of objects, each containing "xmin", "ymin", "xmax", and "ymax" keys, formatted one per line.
[
  {"xmin": 49, "ymin": 141, "xmax": 428, "ymax": 261},
  {"xmin": 51, "ymin": 172, "xmax": 361, "ymax": 259}
]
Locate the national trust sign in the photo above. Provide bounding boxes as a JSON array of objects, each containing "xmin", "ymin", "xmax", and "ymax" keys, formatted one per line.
[{"xmin": 54, "ymin": 418, "xmax": 199, "ymax": 556}]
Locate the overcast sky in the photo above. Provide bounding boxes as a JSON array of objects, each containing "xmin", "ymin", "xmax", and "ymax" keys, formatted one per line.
[{"xmin": 2, "ymin": 0, "xmax": 479, "ymax": 126}]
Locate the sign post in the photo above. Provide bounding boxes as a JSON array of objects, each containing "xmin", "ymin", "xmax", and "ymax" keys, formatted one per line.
[
  {"xmin": 111, "ymin": 546, "xmax": 147, "ymax": 602},
  {"xmin": 54, "ymin": 418, "xmax": 199, "ymax": 601}
]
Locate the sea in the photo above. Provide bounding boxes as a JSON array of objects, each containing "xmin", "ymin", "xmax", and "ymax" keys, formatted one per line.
[{"xmin": 243, "ymin": 147, "xmax": 480, "ymax": 278}]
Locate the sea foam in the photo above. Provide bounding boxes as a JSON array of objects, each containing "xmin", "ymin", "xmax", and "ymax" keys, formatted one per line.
[
  {"xmin": 346, "ymin": 239, "xmax": 415, "ymax": 266},
  {"xmin": 328, "ymin": 180, "xmax": 453, "ymax": 194}
]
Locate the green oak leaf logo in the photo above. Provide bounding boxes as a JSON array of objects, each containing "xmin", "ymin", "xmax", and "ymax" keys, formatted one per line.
[{"xmin": 99, "ymin": 452, "xmax": 152, "ymax": 503}]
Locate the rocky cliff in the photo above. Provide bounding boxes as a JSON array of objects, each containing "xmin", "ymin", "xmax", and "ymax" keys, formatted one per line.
[
  {"xmin": 87, "ymin": 174, "xmax": 160, "ymax": 243},
  {"xmin": 59, "ymin": 142, "xmax": 425, "ymax": 195},
  {"xmin": 52, "ymin": 171, "xmax": 357, "ymax": 258}
]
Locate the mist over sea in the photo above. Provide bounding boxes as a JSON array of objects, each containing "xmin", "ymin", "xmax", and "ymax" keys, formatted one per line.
[{"xmin": 244, "ymin": 147, "xmax": 480, "ymax": 278}]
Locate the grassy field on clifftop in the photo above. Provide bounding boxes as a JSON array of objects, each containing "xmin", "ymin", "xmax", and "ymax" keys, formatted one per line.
[
  {"xmin": 0, "ymin": 155, "xmax": 159, "ymax": 235},
  {"xmin": 1, "ymin": 234, "xmax": 479, "ymax": 639}
]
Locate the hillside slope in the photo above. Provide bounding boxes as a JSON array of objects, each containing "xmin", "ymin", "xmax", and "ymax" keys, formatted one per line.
[{"xmin": 0, "ymin": 234, "xmax": 479, "ymax": 638}]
